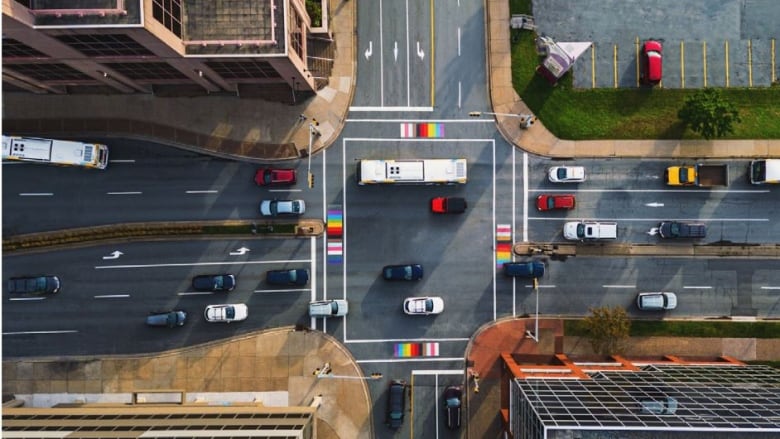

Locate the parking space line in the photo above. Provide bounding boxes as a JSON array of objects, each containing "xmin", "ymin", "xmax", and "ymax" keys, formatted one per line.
[
  {"xmin": 412, "ymin": 369, "xmax": 463, "ymax": 375},
  {"xmin": 772, "ymin": 39, "xmax": 776, "ymax": 83},
  {"xmin": 748, "ymin": 39, "xmax": 753, "ymax": 87},
  {"xmin": 725, "ymin": 40, "xmax": 730, "ymax": 87},
  {"xmin": 680, "ymin": 40, "xmax": 685, "ymax": 88},
  {"xmin": 703, "ymin": 41, "xmax": 708, "ymax": 87},
  {"xmin": 635, "ymin": 37, "xmax": 640, "ymax": 88},
  {"xmin": 591, "ymin": 43, "xmax": 596, "ymax": 88},
  {"xmin": 613, "ymin": 44, "xmax": 618, "ymax": 88}
]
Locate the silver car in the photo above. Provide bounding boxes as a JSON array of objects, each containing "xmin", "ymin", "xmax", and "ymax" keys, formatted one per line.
[
  {"xmin": 636, "ymin": 292, "xmax": 677, "ymax": 311},
  {"xmin": 309, "ymin": 299, "xmax": 349, "ymax": 317},
  {"xmin": 259, "ymin": 199, "xmax": 305, "ymax": 217}
]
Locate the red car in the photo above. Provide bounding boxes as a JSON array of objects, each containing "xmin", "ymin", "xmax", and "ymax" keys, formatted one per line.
[
  {"xmin": 431, "ymin": 197, "xmax": 467, "ymax": 214},
  {"xmin": 536, "ymin": 194, "xmax": 575, "ymax": 211},
  {"xmin": 641, "ymin": 40, "xmax": 662, "ymax": 85},
  {"xmin": 254, "ymin": 168, "xmax": 296, "ymax": 186}
]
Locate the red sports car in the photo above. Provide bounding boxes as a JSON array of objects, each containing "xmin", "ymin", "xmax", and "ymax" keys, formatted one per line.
[
  {"xmin": 254, "ymin": 168, "xmax": 296, "ymax": 186},
  {"xmin": 536, "ymin": 194, "xmax": 575, "ymax": 211}
]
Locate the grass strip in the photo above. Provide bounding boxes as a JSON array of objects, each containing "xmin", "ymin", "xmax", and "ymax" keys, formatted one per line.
[{"xmin": 565, "ymin": 319, "xmax": 780, "ymax": 338}]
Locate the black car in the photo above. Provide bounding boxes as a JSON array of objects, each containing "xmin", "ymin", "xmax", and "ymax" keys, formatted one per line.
[
  {"xmin": 658, "ymin": 221, "xmax": 706, "ymax": 239},
  {"xmin": 503, "ymin": 261, "xmax": 544, "ymax": 278},
  {"xmin": 386, "ymin": 379, "xmax": 407, "ymax": 429},
  {"xmin": 146, "ymin": 310, "xmax": 187, "ymax": 328},
  {"xmin": 382, "ymin": 264, "xmax": 423, "ymax": 281},
  {"xmin": 192, "ymin": 274, "xmax": 236, "ymax": 292},
  {"xmin": 7, "ymin": 275, "xmax": 61, "ymax": 295},
  {"xmin": 443, "ymin": 385, "xmax": 463, "ymax": 429},
  {"xmin": 266, "ymin": 269, "xmax": 309, "ymax": 286}
]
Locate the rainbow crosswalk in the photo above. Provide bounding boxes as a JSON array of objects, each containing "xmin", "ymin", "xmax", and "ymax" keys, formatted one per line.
[
  {"xmin": 496, "ymin": 224, "xmax": 513, "ymax": 268},
  {"xmin": 394, "ymin": 342, "xmax": 440, "ymax": 357},
  {"xmin": 400, "ymin": 123, "xmax": 445, "ymax": 138},
  {"xmin": 327, "ymin": 209, "xmax": 343, "ymax": 264}
]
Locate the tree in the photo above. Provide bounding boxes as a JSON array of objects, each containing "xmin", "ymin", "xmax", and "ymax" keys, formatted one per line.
[
  {"xmin": 582, "ymin": 306, "xmax": 631, "ymax": 356},
  {"xmin": 678, "ymin": 88, "xmax": 741, "ymax": 140}
]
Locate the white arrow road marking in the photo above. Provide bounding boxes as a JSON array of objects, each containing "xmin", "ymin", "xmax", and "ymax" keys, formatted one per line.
[
  {"xmin": 229, "ymin": 247, "xmax": 251, "ymax": 256},
  {"xmin": 393, "ymin": 41, "xmax": 398, "ymax": 62},
  {"xmin": 645, "ymin": 202, "xmax": 665, "ymax": 207},
  {"xmin": 416, "ymin": 41, "xmax": 425, "ymax": 60},
  {"xmin": 102, "ymin": 251, "xmax": 124, "ymax": 260},
  {"xmin": 647, "ymin": 228, "xmax": 660, "ymax": 236},
  {"xmin": 364, "ymin": 41, "xmax": 373, "ymax": 60}
]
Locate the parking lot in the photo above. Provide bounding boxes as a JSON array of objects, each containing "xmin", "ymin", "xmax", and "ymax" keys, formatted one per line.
[{"xmin": 534, "ymin": 0, "xmax": 780, "ymax": 88}]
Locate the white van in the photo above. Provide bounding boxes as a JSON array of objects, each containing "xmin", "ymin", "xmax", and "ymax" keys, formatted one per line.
[{"xmin": 563, "ymin": 221, "xmax": 618, "ymax": 241}]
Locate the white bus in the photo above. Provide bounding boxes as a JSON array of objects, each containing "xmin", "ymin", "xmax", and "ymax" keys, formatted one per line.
[
  {"xmin": 356, "ymin": 158, "xmax": 467, "ymax": 185},
  {"xmin": 2, "ymin": 135, "xmax": 109, "ymax": 170}
]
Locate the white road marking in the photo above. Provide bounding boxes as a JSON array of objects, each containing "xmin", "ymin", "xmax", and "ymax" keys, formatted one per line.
[
  {"xmin": 683, "ymin": 286, "xmax": 712, "ymax": 289},
  {"xmin": 412, "ymin": 369, "xmax": 463, "ymax": 375},
  {"xmin": 406, "ymin": 0, "xmax": 411, "ymax": 104},
  {"xmin": 357, "ymin": 357, "xmax": 464, "ymax": 364},
  {"xmin": 19, "ymin": 193, "xmax": 53, "ymax": 196},
  {"xmin": 348, "ymin": 106, "xmax": 435, "ymax": 112},
  {"xmin": 3, "ymin": 330, "xmax": 78, "ymax": 335},
  {"xmin": 8, "ymin": 297, "xmax": 46, "ymax": 301},
  {"xmin": 107, "ymin": 191, "xmax": 142, "ymax": 195},
  {"xmin": 347, "ymin": 337, "xmax": 469, "ymax": 344},
  {"xmin": 529, "ymin": 217, "xmax": 768, "ymax": 222},
  {"xmin": 346, "ymin": 118, "xmax": 492, "ymax": 123},
  {"xmin": 493, "ymin": 138, "xmax": 497, "ymax": 321},
  {"xmin": 525, "ymin": 285, "xmax": 556, "ymax": 288},
  {"xmin": 95, "ymin": 259, "xmax": 309, "ymax": 269},
  {"xmin": 380, "ymin": 0, "xmax": 385, "ymax": 104},
  {"xmin": 760, "ymin": 286, "xmax": 780, "ymax": 290},
  {"xmin": 185, "ymin": 190, "xmax": 218, "ymax": 194},
  {"xmin": 530, "ymin": 188, "xmax": 769, "ymax": 194},
  {"xmin": 603, "ymin": 284, "xmax": 636, "ymax": 288},
  {"xmin": 94, "ymin": 294, "xmax": 130, "ymax": 299},
  {"xmin": 458, "ymin": 81, "xmax": 461, "ymax": 108},
  {"xmin": 522, "ymin": 152, "xmax": 528, "ymax": 242},
  {"xmin": 178, "ymin": 292, "xmax": 214, "ymax": 296},
  {"xmin": 255, "ymin": 288, "xmax": 310, "ymax": 293},
  {"xmin": 457, "ymin": 27, "xmax": 461, "ymax": 56},
  {"xmin": 269, "ymin": 189, "xmax": 302, "ymax": 192},
  {"xmin": 109, "ymin": 159, "xmax": 135, "ymax": 163}
]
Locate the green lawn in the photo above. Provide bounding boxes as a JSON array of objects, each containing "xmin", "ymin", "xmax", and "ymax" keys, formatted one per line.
[
  {"xmin": 565, "ymin": 319, "xmax": 780, "ymax": 339},
  {"xmin": 509, "ymin": 0, "xmax": 780, "ymax": 140}
]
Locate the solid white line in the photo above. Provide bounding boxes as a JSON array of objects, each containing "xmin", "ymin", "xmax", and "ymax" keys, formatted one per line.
[
  {"xmin": 492, "ymin": 139, "xmax": 497, "ymax": 321},
  {"xmin": 528, "ymin": 217, "xmax": 769, "ymax": 222},
  {"xmin": 357, "ymin": 357, "xmax": 464, "ymax": 364},
  {"xmin": 348, "ymin": 106, "xmax": 435, "ymax": 112},
  {"xmin": 603, "ymin": 284, "xmax": 636, "ymax": 288},
  {"xmin": 107, "ymin": 191, "xmax": 142, "ymax": 195},
  {"xmin": 109, "ymin": 159, "xmax": 135, "ymax": 163},
  {"xmin": 530, "ymin": 188, "xmax": 770, "ymax": 194},
  {"xmin": 523, "ymin": 152, "xmax": 528, "ymax": 242},
  {"xmin": 760, "ymin": 286, "xmax": 780, "ymax": 290},
  {"xmin": 683, "ymin": 286, "xmax": 712, "ymax": 289},
  {"xmin": 412, "ymin": 369, "xmax": 463, "ymax": 375},
  {"xmin": 8, "ymin": 297, "xmax": 46, "ymax": 301},
  {"xmin": 96, "ymin": 259, "xmax": 309, "ymax": 269},
  {"xmin": 255, "ymin": 288, "xmax": 310, "ymax": 293},
  {"xmin": 380, "ymin": 0, "xmax": 384, "ymax": 105},
  {"xmin": 347, "ymin": 337, "xmax": 469, "ymax": 344},
  {"xmin": 457, "ymin": 27, "xmax": 461, "ymax": 56},
  {"xmin": 94, "ymin": 294, "xmax": 130, "ymax": 299},
  {"xmin": 458, "ymin": 81, "xmax": 461, "ymax": 109},
  {"xmin": 269, "ymin": 189, "xmax": 302, "ymax": 192},
  {"xmin": 178, "ymin": 292, "xmax": 214, "ymax": 296},
  {"xmin": 512, "ymin": 147, "xmax": 517, "ymax": 316},
  {"xmin": 342, "ymin": 138, "xmax": 349, "ymax": 341},
  {"xmin": 185, "ymin": 190, "xmax": 218, "ymax": 194},
  {"xmin": 3, "ymin": 330, "xmax": 78, "ymax": 335},
  {"xmin": 405, "ymin": 0, "xmax": 410, "ymax": 106},
  {"xmin": 346, "ymin": 118, "xmax": 493, "ymax": 123},
  {"xmin": 525, "ymin": 285, "xmax": 556, "ymax": 288},
  {"xmin": 19, "ymin": 193, "xmax": 53, "ymax": 196},
  {"xmin": 345, "ymin": 137, "xmax": 493, "ymax": 143}
]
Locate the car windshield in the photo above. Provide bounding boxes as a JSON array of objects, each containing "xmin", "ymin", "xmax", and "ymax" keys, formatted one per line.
[
  {"xmin": 679, "ymin": 169, "xmax": 690, "ymax": 183},
  {"xmin": 289, "ymin": 270, "xmax": 297, "ymax": 282},
  {"xmin": 577, "ymin": 223, "xmax": 586, "ymax": 237},
  {"xmin": 670, "ymin": 223, "xmax": 680, "ymax": 236},
  {"xmin": 292, "ymin": 201, "xmax": 301, "ymax": 212},
  {"xmin": 262, "ymin": 172, "xmax": 272, "ymax": 184},
  {"xmin": 166, "ymin": 313, "xmax": 176, "ymax": 326},
  {"xmin": 225, "ymin": 307, "xmax": 235, "ymax": 319},
  {"xmin": 556, "ymin": 168, "xmax": 567, "ymax": 179},
  {"xmin": 269, "ymin": 201, "xmax": 278, "ymax": 215},
  {"xmin": 330, "ymin": 302, "xmax": 338, "ymax": 314},
  {"xmin": 447, "ymin": 397, "xmax": 461, "ymax": 407},
  {"xmin": 402, "ymin": 266, "xmax": 412, "ymax": 279},
  {"xmin": 547, "ymin": 197, "xmax": 555, "ymax": 209},
  {"xmin": 214, "ymin": 277, "xmax": 224, "ymax": 288},
  {"xmin": 424, "ymin": 299, "xmax": 433, "ymax": 312}
]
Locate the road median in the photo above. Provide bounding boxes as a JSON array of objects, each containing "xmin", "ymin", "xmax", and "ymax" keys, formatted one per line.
[{"xmin": 513, "ymin": 242, "xmax": 780, "ymax": 258}]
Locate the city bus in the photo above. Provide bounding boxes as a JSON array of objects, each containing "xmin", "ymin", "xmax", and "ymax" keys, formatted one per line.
[
  {"xmin": 2, "ymin": 135, "xmax": 109, "ymax": 170},
  {"xmin": 356, "ymin": 158, "xmax": 467, "ymax": 185}
]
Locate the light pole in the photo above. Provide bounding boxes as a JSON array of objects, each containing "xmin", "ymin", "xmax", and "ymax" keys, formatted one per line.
[
  {"xmin": 307, "ymin": 122, "xmax": 320, "ymax": 188},
  {"xmin": 312, "ymin": 363, "xmax": 382, "ymax": 380},
  {"xmin": 469, "ymin": 111, "xmax": 536, "ymax": 129},
  {"xmin": 525, "ymin": 277, "xmax": 540, "ymax": 343}
]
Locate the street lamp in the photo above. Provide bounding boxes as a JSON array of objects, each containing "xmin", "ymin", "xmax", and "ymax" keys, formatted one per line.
[
  {"xmin": 312, "ymin": 363, "xmax": 382, "ymax": 380},
  {"xmin": 307, "ymin": 122, "xmax": 320, "ymax": 188},
  {"xmin": 469, "ymin": 111, "xmax": 536, "ymax": 129},
  {"xmin": 525, "ymin": 277, "xmax": 540, "ymax": 343}
]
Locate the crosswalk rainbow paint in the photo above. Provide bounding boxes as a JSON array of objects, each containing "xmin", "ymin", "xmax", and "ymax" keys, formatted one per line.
[
  {"xmin": 327, "ymin": 209, "xmax": 343, "ymax": 238},
  {"xmin": 394, "ymin": 342, "xmax": 439, "ymax": 357},
  {"xmin": 496, "ymin": 224, "xmax": 513, "ymax": 268},
  {"xmin": 400, "ymin": 123, "xmax": 445, "ymax": 138}
]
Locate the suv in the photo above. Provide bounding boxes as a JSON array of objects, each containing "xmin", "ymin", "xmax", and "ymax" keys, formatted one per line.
[
  {"xmin": 192, "ymin": 274, "xmax": 236, "ymax": 292},
  {"xmin": 503, "ymin": 261, "xmax": 544, "ymax": 278},
  {"xmin": 658, "ymin": 221, "xmax": 706, "ymax": 239},
  {"xmin": 146, "ymin": 310, "xmax": 187, "ymax": 328},
  {"xmin": 386, "ymin": 380, "xmax": 407, "ymax": 429},
  {"xmin": 7, "ymin": 275, "xmax": 61, "ymax": 295},
  {"xmin": 266, "ymin": 269, "xmax": 309, "ymax": 286},
  {"xmin": 443, "ymin": 385, "xmax": 463, "ymax": 429},
  {"xmin": 563, "ymin": 221, "xmax": 618, "ymax": 241},
  {"xmin": 309, "ymin": 299, "xmax": 349, "ymax": 317},
  {"xmin": 636, "ymin": 292, "xmax": 677, "ymax": 311},
  {"xmin": 536, "ymin": 194, "xmax": 575, "ymax": 211}
]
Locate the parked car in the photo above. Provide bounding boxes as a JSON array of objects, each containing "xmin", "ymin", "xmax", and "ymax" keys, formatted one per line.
[
  {"xmin": 536, "ymin": 194, "xmax": 575, "ymax": 211},
  {"xmin": 563, "ymin": 221, "xmax": 618, "ymax": 240},
  {"xmin": 641, "ymin": 40, "xmax": 663, "ymax": 84},
  {"xmin": 266, "ymin": 269, "xmax": 309, "ymax": 286},
  {"xmin": 7, "ymin": 275, "xmax": 61, "ymax": 295},
  {"xmin": 636, "ymin": 292, "xmax": 677, "ymax": 311},
  {"xmin": 259, "ymin": 199, "xmax": 305, "ymax": 217},
  {"xmin": 382, "ymin": 264, "xmax": 423, "ymax": 281},
  {"xmin": 309, "ymin": 299, "xmax": 349, "ymax": 317},
  {"xmin": 548, "ymin": 166, "xmax": 585, "ymax": 183},
  {"xmin": 431, "ymin": 196, "xmax": 467, "ymax": 214},
  {"xmin": 503, "ymin": 261, "xmax": 544, "ymax": 278},
  {"xmin": 191, "ymin": 274, "xmax": 236, "ymax": 292},
  {"xmin": 443, "ymin": 385, "xmax": 463, "ymax": 429},
  {"xmin": 386, "ymin": 379, "xmax": 407, "ymax": 429},
  {"xmin": 640, "ymin": 397, "xmax": 678, "ymax": 415},
  {"xmin": 658, "ymin": 221, "xmax": 706, "ymax": 239},
  {"xmin": 403, "ymin": 296, "xmax": 444, "ymax": 315},
  {"xmin": 254, "ymin": 167, "xmax": 296, "ymax": 186},
  {"xmin": 146, "ymin": 310, "xmax": 187, "ymax": 328},
  {"xmin": 204, "ymin": 304, "xmax": 248, "ymax": 322}
]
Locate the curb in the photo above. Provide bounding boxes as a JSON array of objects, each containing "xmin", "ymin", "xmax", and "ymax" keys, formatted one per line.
[{"xmin": 513, "ymin": 242, "xmax": 780, "ymax": 258}]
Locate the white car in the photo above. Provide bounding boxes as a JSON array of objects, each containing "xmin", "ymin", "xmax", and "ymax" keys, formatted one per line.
[
  {"xmin": 636, "ymin": 292, "xmax": 677, "ymax": 311},
  {"xmin": 309, "ymin": 299, "xmax": 349, "ymax": 317},
  {"xmin": 259, "ymin": 199, "xmax": 306, "ymax": 217},
  {"xmin": 403, "ymin": 296, "xmax": 444, "ymax": 315},
  {"xmin": 204, "ymin": 304, "xmax": 248, "ymax": 323},
  {"xmin": 548, "ymin": 166, "xmax": 585, "ymax": 183}
]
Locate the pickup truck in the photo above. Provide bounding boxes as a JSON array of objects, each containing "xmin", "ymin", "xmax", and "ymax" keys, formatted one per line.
[
  {"xmin": 658, "ymin": 221, "xmax": 706, "ymax": 239},
  {"xmin": 665, "ymin": 164, "xmax": 728, "ymax": 187},
  {"xmin": 563, "ymin": 221, "xmax": 618, "ymax": 241}
]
